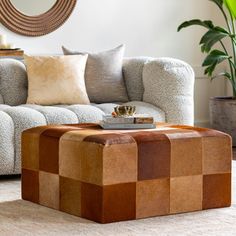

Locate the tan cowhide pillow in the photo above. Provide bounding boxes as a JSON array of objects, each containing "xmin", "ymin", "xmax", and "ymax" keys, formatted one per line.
[{"xmin": 25, "ymin": 55, "xmax": 90, "ymax": 105}]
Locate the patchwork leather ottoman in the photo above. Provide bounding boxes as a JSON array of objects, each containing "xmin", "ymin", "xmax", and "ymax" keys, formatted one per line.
[{"xmin": 21, "ymin": 123, "xmax": 232, "ymax": 223}]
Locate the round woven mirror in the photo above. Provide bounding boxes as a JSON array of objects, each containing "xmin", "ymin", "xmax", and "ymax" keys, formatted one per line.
[{"xmin": 0, "ymin": 0, "xmax": 77, "ymax": 37}]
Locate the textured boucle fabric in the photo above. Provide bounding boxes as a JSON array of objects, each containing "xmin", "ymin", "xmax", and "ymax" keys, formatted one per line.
[
  {"xmin": 0, "ymin": 104, "xmax": 10, "ymax": 110},
  {"xmin": 0, "ymin": 111, "xmax": 14, "ymax": 175},
  {"xmin": 0, "ymin": 94, "xmax": 3, "ymax": 104},
  {"xmin": 21, "ymin": 105, "xmax": 78, "ymax": 124},
  {"xmin": 123, "ymin": 57, "xmax": 152, "ymax": 101},
  {"xmin": 143, "ymin": 58, "xmax": 195, "ymax": 125},
  {"xmin": 64, "ymin": 105, "xmax": 104, "ymax": 122},
  {"xmin": 0, "ymin": 59, "xmax": 27, "ymax": 105},
  {"xmin": 4, "ymin": 107, "xmax": 47, "ymax": 174}
]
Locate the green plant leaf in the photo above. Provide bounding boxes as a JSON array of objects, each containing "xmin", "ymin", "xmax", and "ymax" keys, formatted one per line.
[
  {"xmin": 203, "ymin": 50, "xmax": 230, "ymax": 76},
  {"xmin": 177, "ymin": 20, "xmax": 214, "ymax": 32},
  {"xmin": 203, "ymin": 50, "xmax": 229, "ymax": 66},
  {"xmin": 211, "ymin": 72, "xmax": 231, "ymax": 81},
  {"xmin": 224, "ymin": 0, "xmax": 236, "ymax": 18},
  {"xmin": 204, "ymin": 62, "xmax": 218, "ymax": 76},
  {"xmin": 200, "ymin": 27, "xmax": 229, "ymax": 52},
  {"xmin": 214, "ymin": 26, "xmax": 230, "ymax": 33}
]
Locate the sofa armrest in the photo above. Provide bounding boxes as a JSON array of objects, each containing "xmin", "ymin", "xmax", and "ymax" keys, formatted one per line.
[
  {"xmin": 142, "ymin": 58, "xmax": 195, "ymax": 125},
  {"xmin": 0, "ymin": 59, "xmax": 28, "ymax": 105}
]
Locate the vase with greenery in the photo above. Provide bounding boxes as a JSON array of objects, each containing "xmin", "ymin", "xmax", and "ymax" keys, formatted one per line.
[{"xmin": 178, "ymin": 0, "xmax": 236, "ymax": 145}]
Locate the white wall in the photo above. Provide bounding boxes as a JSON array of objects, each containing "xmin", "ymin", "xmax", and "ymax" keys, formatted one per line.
[
  {"xmin": 0, "ymin": 0, "xmax": 227, "ymax": 126},
  {"xmin": 0, "ymin": 0, "xmax": 217, "ymax": 60}
]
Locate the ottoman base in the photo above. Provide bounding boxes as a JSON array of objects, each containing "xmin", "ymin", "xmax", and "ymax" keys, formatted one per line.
[{"xmin": 22, "ymin": 170, "xmax": 231, "ymax": 223}]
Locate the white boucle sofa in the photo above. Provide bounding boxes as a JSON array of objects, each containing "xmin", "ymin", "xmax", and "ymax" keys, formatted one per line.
[{"xmin": 0, "ymin": 57, "xmax": 194, "ymax": 175}]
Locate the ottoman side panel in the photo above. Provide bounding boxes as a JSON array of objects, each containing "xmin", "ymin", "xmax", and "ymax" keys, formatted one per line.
[{"xmin": 202, "ymin": 132, "xmax": 232, "ymax": 209}]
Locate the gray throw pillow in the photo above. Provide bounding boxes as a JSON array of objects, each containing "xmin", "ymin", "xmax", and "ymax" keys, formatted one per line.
[{"xmin": 62, "ymin": 45, "xmax": 129, "ymax": 103}]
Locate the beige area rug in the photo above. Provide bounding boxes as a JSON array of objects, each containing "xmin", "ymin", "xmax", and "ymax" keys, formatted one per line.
[{"xmin": 0, "ymin": 165, "xmax": 235, "ymax": 236}]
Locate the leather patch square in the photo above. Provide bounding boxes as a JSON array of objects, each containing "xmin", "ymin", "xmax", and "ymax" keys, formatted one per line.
[
  {"xmin": 22, "ymin": 127, "xmax": 49, "ymax": 170},
  {"xmin": 81, "ymin": 182, "xmax": 136, "ymax": 223},
  {"xmin": 81, "ymin": 182, "xmax": 103, "ymax": 223},
  {"xmin": 22, "ymin": 169, "xmax": 39, "ymax": 203},
  {"xmin": 39, "ymin": 134, "xmax": 59, "ymax": 174},
  {"xmin": 60, "ymin": 177, "xmax": 81, "ymax": 216},
  {"xmin": 203, "ymin": 173, "xmax": 231, "ymax": 209},
  {"xmin": 102, "ymin": 183, "xmax": 136, "ymax": 223},
  {"xmin": 80, "ymin": 142, "xmax": 104, "ymax": 185},
  {"xmin": 202, "ymin": 136, "xmax": 232, "ymax": 174},
  {"xmin": 170, "ymin": 175, "xmax": 202, "ymax": 214},
  {"xmin": 39, "ymin": 171, "xmax": 59, "ymax": 210},
  {"xmin": 59, "ymin": 138, "xmax": 83, "ymax": 180},
  {"xmin": 131, "ymin": 132, "xmax": 171, "ymax": 180},
  {"xmin": 102, "ymin": 143, "xmax": 137, "ymax": 185},
  {"xmin": 136, "ymin": 178, "xmax": 170, "ymax": 218},
  {"xmin": 169, "ymin": 136, "xmax": 202, "ymax": 177}
]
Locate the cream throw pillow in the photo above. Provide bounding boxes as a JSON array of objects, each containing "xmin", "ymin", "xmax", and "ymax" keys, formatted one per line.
[{"xmin": 25, "ymin": 55, "xmax": 90, "ymax": 105}]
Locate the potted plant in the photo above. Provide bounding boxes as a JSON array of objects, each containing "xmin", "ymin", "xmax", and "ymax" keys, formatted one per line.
[{"xmin": 178, "ymin": 0, "xmax": 236, "ymax": 146}]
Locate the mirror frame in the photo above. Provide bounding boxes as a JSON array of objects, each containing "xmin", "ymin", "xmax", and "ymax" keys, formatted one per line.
[{"xmin": 0, "ymin": 0, "xmax": 77, "ymax": 37}]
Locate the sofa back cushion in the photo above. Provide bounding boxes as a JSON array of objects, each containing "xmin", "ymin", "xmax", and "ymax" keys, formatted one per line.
[
  {"xmin": 62, "ymin": 45, "xmax": 129, "ymax": 103},
  {"xmin": 122, "ymin": 57, "xmax": 152, "ymax": 101},
  {"xmin": 0, "ymin": 56, "xmax": 152, "ymax": 106},
  {"xmin": 0, "ymin": 59, "xmax": 28, "ymax": 105},
  {"xmin": 25, "ymin": 55, "xmax": 90, "ymax": 105}
]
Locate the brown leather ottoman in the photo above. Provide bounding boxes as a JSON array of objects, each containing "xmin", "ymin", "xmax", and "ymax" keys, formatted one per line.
[{"xmin": 21, "ymin": 123, "xmax": 232, "ymax": 223}]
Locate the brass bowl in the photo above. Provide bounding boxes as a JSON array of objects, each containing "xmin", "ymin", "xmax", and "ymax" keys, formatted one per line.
[{"xmin": 113, "ymin": 106, "xmax": 136, "ymax": 117}]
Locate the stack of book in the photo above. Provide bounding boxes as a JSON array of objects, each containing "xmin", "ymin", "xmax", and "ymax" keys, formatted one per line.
[{"xmin": 100, "ymin": 114, "xmax": 155, "ymax": 130}]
